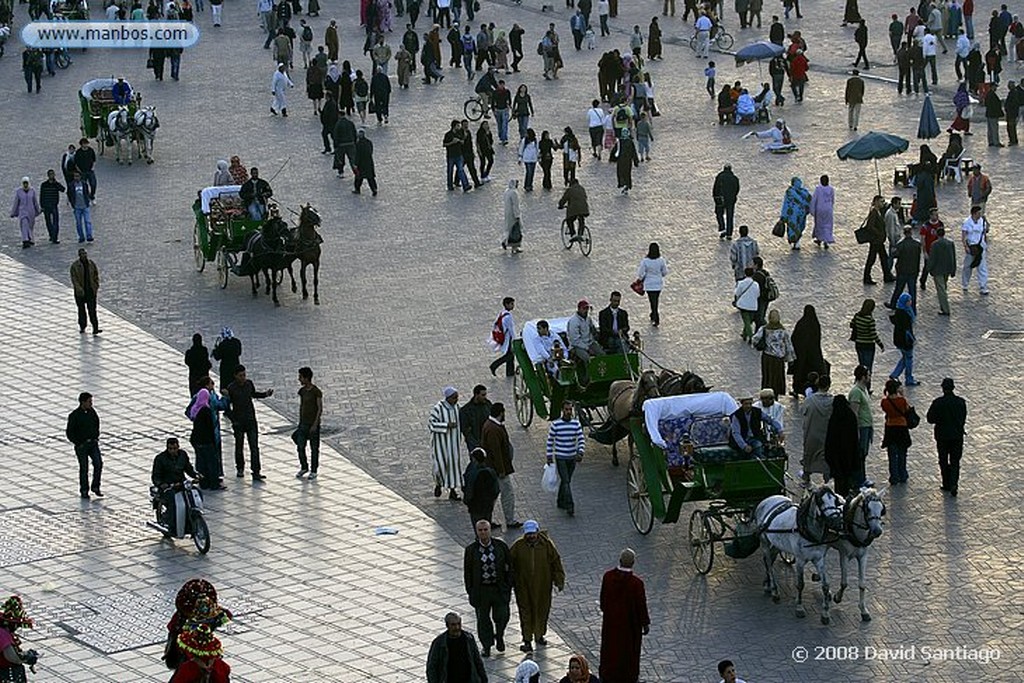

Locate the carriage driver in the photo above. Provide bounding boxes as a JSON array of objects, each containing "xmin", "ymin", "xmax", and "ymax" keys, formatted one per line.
[
  {"xmin": 151, "ymin": 437, "xmax": 198, "ymax": 532},
  {"xmin": 112, "ymin": 77, "xmax": 132, "ymax": 106},
  {"xmin": 239, "ymin": 168, "xmax": 274, "ymax": 221},
  {"xmin": 566, "ymin": 300, "xmax": 604, "ymax": 388},
  {"xmin": 728, "ymin": 397, "xmax": 783, "ymax": 459}
]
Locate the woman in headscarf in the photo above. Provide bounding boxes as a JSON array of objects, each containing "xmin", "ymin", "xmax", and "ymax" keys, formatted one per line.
[
  {"xmin": 824, "ymin": 394, "xmax": 860, "ymax": 496},
  {"xmin": 751, "ymin": 309, "xmax": 796, "ymax": 399},
  {"xmin": 0, "ymin": 596, "xmax": 37, "ymax": 677},
  {"xmin": 324, "ymin": 61, "xmax": 342, "ymax": 107},
  {"xmin": 809, "ymin": 174, "xmax": 834, "ymax": 248},
  {"xmin": 493, "ymin": 30, "xmax": 510, "ymax": 73},
  {"xmin": 340, "ymin": 60, "xmax": 356, "ymax": 115},
  {"xmin": 948, "ymin": 81, "xmax": 972, "ymax": 134},
  {"xmin": 212, "ymin": 160, "xmax": 232, "ymax": 186},
  {"xmin": 789, "ymin": 304, "xmax": 825, "ymax": 397},
  {"xmin": 228, "ymin": 156, "xmax": 248, "ymax": 185},
  {"xmin": 558, "ymin": 653, "xmax": 599, "ymax": 683},
  {"xmin": 888, "ymin": 292, "xmax": 919, "ymax": 385},
  {"xmin": 616, "ymin": 128, "xmax": 639, "ymax": 195},
  {"xmin": 306, "ymin": 58, "xmax": 325, "ymax": 114},
  {"xmin": 188, "ymin": 376, "xmax": 229, "ymax": 490},
  {"xmin": 779, "ymin": 176, "xmax": 812, "ymax": 250},
  {"xmin": 502, "ymin": 179, "xmax": 523, "ymax": 254}
]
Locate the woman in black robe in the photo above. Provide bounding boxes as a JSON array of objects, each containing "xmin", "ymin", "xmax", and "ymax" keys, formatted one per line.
[
  {"xmin": 790, "ymin": 304, "xmax": 825, "ymax": 397},
  {"xmin": 825, "ymin": 395, "xmax": 860, "ymax": 496}
]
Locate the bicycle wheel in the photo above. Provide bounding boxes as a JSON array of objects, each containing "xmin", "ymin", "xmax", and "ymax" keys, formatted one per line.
[
  {"xmin": 689, "ymin": 34, "xmax": 698, "ymax": 51},
  {"xmin": 718, "ymin": 32, "xmax": 734, "ymax": 50},
  {"xmin": 464, "ymin": 97, "xmax": 485, "ymax": 122},
  {"xmin": 560, "ymin": 218, "xmax": 574, "ymax": 250},
  {"xmin": 577, "ymin": 224, "xmax": 592, "ymax": 257},
  {"xmin": 56, "ymin": 51, "xmax": 72, "ymax": 69}
]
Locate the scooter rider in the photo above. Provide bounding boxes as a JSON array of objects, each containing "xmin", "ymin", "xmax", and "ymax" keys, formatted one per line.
[{"xmin": 152, "ymin": 437, "xmax": 199, "ymax": 532}]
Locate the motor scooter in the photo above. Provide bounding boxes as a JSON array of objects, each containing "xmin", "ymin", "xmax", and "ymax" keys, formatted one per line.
[{"xmin": 146, "ymin": 478, "xmax": 211, "ymax": 554}]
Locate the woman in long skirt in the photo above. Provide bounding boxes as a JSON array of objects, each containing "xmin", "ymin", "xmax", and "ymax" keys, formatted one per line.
[
  {"xmin": 779, "ymin": 176, "xmax": 811, "ymax": 250},
  {"xmin": 752, "ymin": 309, "xmax": 796, "ymax": 399},
  {"xmin": 502, "ymin": 179, "xmax": 523, "ymax": 254},
  {"xmin": 809, "ymin": 174, "xmax": 835, "ymax": 248}
]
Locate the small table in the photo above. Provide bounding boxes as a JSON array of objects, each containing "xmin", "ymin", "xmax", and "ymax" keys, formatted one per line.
[{"xmin": 893, "ymin": 166, "xmax": 909, "ymax": 187}]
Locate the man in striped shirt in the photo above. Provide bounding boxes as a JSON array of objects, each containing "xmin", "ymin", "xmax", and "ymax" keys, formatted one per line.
[{"xmin": 546, "ymin": 402, "xmax": 585, "ymax": 516}]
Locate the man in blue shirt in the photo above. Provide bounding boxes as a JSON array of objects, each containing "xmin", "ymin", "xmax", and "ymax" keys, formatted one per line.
[{"xmin": 112, "ymin": 77, "xmax": 133, "ymax": 105}]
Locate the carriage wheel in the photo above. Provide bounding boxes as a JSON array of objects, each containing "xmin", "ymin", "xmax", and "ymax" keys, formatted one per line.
[
  {"xmin": 689, "ymin": 509, "xmax": 715, "ymax": 574},
  {"xmin": 463, "ymin": 97, "xmax": 485, "ymax": 122},
  {"xmin": 513, "ymin": 365, "xmax": 533, "ymax": 428},
  {"xmin": 193, "ymin": 227, "xmax": 206, "ymax": 273},
  {"xmin": 216, "ymin": 248, "xmax": 229, "ymax": 289},
  {"xmin": 627, "ymin": 455, "xmax": 654, "ymax": 535},
  {"xmin": 577, "ymin": 224, "xmax": 593, "ymax": 257},
  {"xmin": 560, "ymin": 218, "xmax": 573, "ymax": 250}
]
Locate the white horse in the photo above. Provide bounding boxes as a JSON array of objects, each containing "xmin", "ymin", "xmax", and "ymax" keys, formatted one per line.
[
  {"xmin": 106, "ymin": 106, "xmax": 134, "ymax": 165},
  {"xmin": 132, "ymin": 106, "xmax": 159, "ymax": 164},
  {"xmin": 828, "ymin": 487, "xmax": 886, "ymax": 622},
  {"xmin": 755, "ymin": 485, "xmax": 845, "ymax": 624}
]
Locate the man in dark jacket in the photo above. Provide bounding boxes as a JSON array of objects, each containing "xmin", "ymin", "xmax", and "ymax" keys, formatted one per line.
[
  {"xmin": 768, "ymin": 15, "xmax": 785, "ymax": 45},
  {"xmin": 74, "ymin": 137, "xmax": 97, "ymax": 200},
  {"xmin": 66, "ymin": 392, "xmax": 103, "ymax": 498},
  {"xmin": 924, "ymin": 226, "xmax": 956, "ymax": 315},
  {"xmin": 862, "ymin": 195, "xmax": 890, "ymax": 285},
  {"xmin": 712, "ymin": 164, "xmax": 740, "ymax": 239},
  {"xmin": 239, "ymin": 168, "xmax": 272, "ymax": 220},
  {"xmin": 426, "ymin": 612, "xmax": 488, "ymax": 683},
  {"xmin": 598, "ymin": 291, "xmax": 631, "ymax": 352},
  {"xmin": 854, "ymin": 19, "xmax": 870, "ymax": 69},
  {"xmin": 39, "ymin": 169, "xmax": 65, "ymax": 243},
  {"xmin": 151, "ymin": 437, "xmax": 198, "ymax": 532},
  {"xmin": 463, "ymin": 520, "xmax": 513, "ymax": 658},
  {"xmin": 353, "ymin": 130, "xmax": 378, "ymax": 196},
  {"xmin": 333, "ymin": 111, "xmax": 358, "ymax": 176},
  {"xmin": 403, "ymin": 24, "xmax": 420, "ymax": 68},
  {"xmin": 462, "ymin": 448, "xmax": 500, "ymax": 528},
  {"xmin": 319, "ymin": 97, "xmax": 338, "ymax": 154},
  {"xmin": 888, "ymin": 226, "xmax": 922, "ymax": 310},
  {"xmin": 459, "ymin": 119, "xmax": 483, "ymax": 188},
  {"xmin": 70, "ymin": 248, "xmax": 101, "ymax": 334},
  {"xmin": 926, "ymin": 378, "xmax": 967, "ymax": 496},
  {"xmin": 845, "ymin": 70, "xmax": 865, "ymax": 131},
  {"xmin": 985, "ymin": 83, "xmax": 1005, "ymax": 146},
  {"xmin": 370, "ymin": 66, "xmax": 392, "ymax": 125},
  {"xmin": 1005, "ymin": 80, "xmax": 1023, "ymax": 146},
  {"xmin": 909, "ymin": 39, "xmax": 928, "ymax": 93},
  {"xmin": 459, "ymin": 385, "xmax": 492, "ymax": 451},
  {"xmin": 225, "ymin": 365, "xmax": 274, "ymax": 480},
  {"xmin": 896, "ymin": 41, "xmax": 911, "ymax": 93},
  {"xmin": 184, "ymin": 333, "xmax": 212, "ymax": 394},
  {"xmin": 211, "ymin": 328, "xmax": 242, "ymax": 391},
  {"xmin": 729, "ymin": 396, "xmax": 782, "ymax": 458},
  {"xmin": 480, "ymin": 403, "xmax": 519, "ymax": 528},
  {"xmin": 558, "ymin": 178, "xmax": 589, "ymax": 238}
]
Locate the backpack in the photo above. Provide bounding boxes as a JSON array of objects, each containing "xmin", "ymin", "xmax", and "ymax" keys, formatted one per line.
[
  {"xmin": 491, "ymin": 312, "xmax": 508, "ymax": 346},
  {"xmin": 302, "ymin": 25, "xmax": 313, "ymax": 42},
  {"xmin": 537, "ymin": 41, "xmax": 545, "ymax": 56},
  {"xmin": 764, "ymin": 272, "xmax": 779, "ymax": 301}
]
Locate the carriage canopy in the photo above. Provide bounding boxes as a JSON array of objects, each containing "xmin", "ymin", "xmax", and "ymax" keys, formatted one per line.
[
  {"xmin": 81, "ymin": 78, "xmax": 126, "ymax": 100},
  {"xmin": 521, "ymin": 317, "xmax": 571, "ymax": 364},
  {"xmin": 199, "ymin": 185, "xmax": 243, "ymax": 214},
  {"xmin": 642, "ymin": 392, "xmax": 739, "ymax": 450}
]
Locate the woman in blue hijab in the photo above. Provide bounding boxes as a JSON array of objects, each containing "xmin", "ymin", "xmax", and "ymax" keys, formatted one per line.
[
  {"xmin": 780, "ymin": 177, "xmax": 812, "ymax": 250},
  {"xmin": 888, "ymin": 292, "xmax": 919, "ymax": 385}
]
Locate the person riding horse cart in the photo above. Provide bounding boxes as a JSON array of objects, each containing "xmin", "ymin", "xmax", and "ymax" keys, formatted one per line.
[
  {"xmin": 192, "ymin": 187, "xmax": 323, "ymax": 305},
  {"xmin": 78, "ymin": 77, "xmax": 152, "ymax": 163}
]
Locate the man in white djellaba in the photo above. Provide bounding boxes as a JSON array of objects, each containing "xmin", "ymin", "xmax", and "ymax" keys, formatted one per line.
[{"xmin": 430, "ymin": 387, "xmax": 464, "ymax": 500}]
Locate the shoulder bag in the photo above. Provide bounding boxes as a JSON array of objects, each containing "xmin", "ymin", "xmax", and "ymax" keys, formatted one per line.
[{"xmin": 886, "ymin": 397, "xmax": 920, "ymax": 429}]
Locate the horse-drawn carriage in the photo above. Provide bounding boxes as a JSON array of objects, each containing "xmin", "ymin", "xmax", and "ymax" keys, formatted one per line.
[
  {"xmin": 626, "ymin": 392, "xmax": 788, "ymax": 574},
  {"xmin": 511, "ymin": 318, "xmax": 640, "ymax": 436},
  {"xmin": 79, "ymin": 78, "xmax": 140, "ymax": 156},
  {"xmin": 193, "ymin": 186, "xmax": 264, "ymax": 290},
  {"xmin": 52, "ymin": 0, "xmax": 89, "ymax": 19}
]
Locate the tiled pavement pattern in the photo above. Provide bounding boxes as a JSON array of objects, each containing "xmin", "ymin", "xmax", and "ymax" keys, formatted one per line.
[
  {"xmin": 1, "ymin": 0, "xmax": 1023, "ymax": 679},
  {"xmin": 0, "ymin": 254, "xmax": 574, "ymax": 681}
]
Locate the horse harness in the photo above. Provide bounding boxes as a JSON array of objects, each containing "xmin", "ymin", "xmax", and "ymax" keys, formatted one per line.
[
  {"xmin": 840, "ymin": 494, "xmax": 883, "ymax": 549},
  {"xmin": 760, "ymin": 491, "xmax": 840, "ymax": 546}
]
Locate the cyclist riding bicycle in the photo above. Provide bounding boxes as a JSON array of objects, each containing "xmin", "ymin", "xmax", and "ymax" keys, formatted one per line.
[
  {"xmin": 558, "ymin": 178, "xmax": 589, "ymax": 242},
  {"xmin": 474, "ymin": 67, "xmax": 499, "ymax": 116}
]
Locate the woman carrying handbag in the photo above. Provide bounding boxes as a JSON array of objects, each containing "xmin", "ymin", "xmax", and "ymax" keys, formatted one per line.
[{"xmin": 635, "ymin": 242, "xmax": 667, "ymax": 326}]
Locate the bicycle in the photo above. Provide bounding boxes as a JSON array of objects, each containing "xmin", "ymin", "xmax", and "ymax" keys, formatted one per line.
[
  {"xmin": 561, "ymin": 217, "xmax": 592, "ymax": 257},
  {"xmin": 463, "ymin": 94, "xmax": 490, "ymax": 121},
  {"xmin": 689, "ymin": 28, "xmax": 734, "ymax": 52}
]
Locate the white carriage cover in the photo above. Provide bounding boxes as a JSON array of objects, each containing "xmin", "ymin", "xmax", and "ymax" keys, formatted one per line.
[
  {"xmin": 521, "ymin": 317, "xmax": 571, "ymax": 364},
  {"xmin": 199, "ymin": 185, "xmax": 242, "ymax": 214},
  {"xmin": 80, "ymin": 78, "xmax": 125, "ymax": 99},
  {"xmin": 642, "ymin": 392, "xmax": 739, "ymax": 449}
]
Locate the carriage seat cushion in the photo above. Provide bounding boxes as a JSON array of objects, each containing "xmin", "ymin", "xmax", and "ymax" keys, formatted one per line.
[
  {"xmin": 210, "ymin": 195, "xmax": 245, "ymax": 221},
  {"xmin": 689, "ymin": 417, "xmax": 731, "ymax": 447},
  {"xmin": 92, "ymin": 90, "xmax": 115, "ymax": 104},
  {"xmin": 692, "ymin": 445, "xmax": 748, "ymax": 464}
]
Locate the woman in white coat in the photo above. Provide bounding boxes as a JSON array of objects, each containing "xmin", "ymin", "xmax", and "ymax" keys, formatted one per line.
[
  {"xmin": 502, "ymin": 179, "xmax": 523, "ymax": 254},
  {"xmin": 271, "ymin": 63, "xmax": 294, "ymax": 116},
  {"xmin": 636, "ymin": 241, "xmax": 668, "ymax": 326},
  {"xmin": 733, "ymin": 266, "xmax": 761, "ymax": 343}
]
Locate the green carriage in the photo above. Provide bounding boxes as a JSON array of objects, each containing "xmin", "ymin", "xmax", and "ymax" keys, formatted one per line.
[
  {"xmin": 626, "ymin": 392, "xmax": 788, "ymax": 574},
  {"xmin": 511, "ymin": 317, "xmax": 640, "ymax": 435},
  {"xmin": 192, "ymin": 186, "xmax": 263, "ymax": 289},
  {"xmin": 79, "ymin": 78, "xmax": 140, "ymax": 155}
]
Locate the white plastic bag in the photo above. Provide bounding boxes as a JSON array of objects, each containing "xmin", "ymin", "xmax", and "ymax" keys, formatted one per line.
[{"xmin": 541, "ymin": 463, "xmax": 559, "ymax": 494}]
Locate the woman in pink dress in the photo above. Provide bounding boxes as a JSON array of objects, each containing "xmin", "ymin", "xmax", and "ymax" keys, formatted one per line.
[
  {"xmin": 375, "ymin": 0, "xmax": 393, "ymax": 33},
  {"xmin": 809, "ymin": 174, "xmax": 835, "ymax": 248}
]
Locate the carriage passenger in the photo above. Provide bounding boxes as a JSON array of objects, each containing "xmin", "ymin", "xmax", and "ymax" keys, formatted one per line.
[
  {"xmin": 729, "ymin": 396, "xmax": 782, "ymax": 458},
  {"xmin": 566, "ymin": 300, "xmax": 604, "ymax": 387},
  {"xmin": 535, "ymin": 320, "xmax": 562, "ymax": 378}
]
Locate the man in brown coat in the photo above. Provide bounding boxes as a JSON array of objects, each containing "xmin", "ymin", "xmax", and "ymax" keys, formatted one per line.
[
  {"xmin": 325, "ymin": 20, "xmax": 340, "ymax": 61},
  {"xmin": 509, "ymin": 520, "xmax": 565, "ymax": 653},
  {"xmin": 70, "ymin": 248, "xmax": 101, "ymax": 334},
  {"xmin": 845, "ymin": 69, "xmax": 865, "ymax": 131},
  {"xmin": 480, "ymin": 402, "xmax": 520, "ymax": 529}
]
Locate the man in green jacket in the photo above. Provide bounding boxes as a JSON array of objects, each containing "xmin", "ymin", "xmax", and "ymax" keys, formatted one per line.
[{"xmin": 924, "ymin": 226, "xmax": 957, "ymax": 315}]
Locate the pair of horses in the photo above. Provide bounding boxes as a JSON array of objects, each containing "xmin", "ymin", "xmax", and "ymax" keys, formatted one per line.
[
  {"xmin": 106, "ymin": 105, "xmax": 159, "ymax": 165},
  {"xmin": 240, "ymin": 204, "xmax": 322, "ymax": 306},
  {"xmin": 755, "ymin": 485, "xmax": 887, "ymax": 624}
]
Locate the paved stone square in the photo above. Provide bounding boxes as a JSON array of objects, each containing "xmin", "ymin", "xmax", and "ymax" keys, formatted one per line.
[{"xmin": 1, "ymin": 0, "xmax": 1023, "ymax": 679}]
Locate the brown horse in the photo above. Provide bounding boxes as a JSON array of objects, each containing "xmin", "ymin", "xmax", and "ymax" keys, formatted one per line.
[
  {"xmin": 604, "ymin": 369, "xmax": 661, "ymax": 466},
  {"xmin": 657, "ymin": 369, "xmax": 711, "ymax": 395},
  {"xmin": 283, "ymin": 204, "xmax": 323, "ymax": 305}
]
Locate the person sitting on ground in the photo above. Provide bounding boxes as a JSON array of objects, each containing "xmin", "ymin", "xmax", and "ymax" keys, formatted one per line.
[
  {"xmin": 728, "ymin": 396, "xmax": 782, "ymax": 458},
  {"xmin": 566, "ymin": 300, "xmax": 603, "ymax": 386},
  {"xmin": 746, "ymin": 118, "xmax": 796, "ymax": 152},
  {"xmin": 734, "ymin": 88, "xmax": 756, "ymax": 124}
]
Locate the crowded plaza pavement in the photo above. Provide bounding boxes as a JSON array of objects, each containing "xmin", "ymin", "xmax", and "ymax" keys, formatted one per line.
[{"xmin": 1, "ymin": 0, "xmax": 1023, "ymax": 680}]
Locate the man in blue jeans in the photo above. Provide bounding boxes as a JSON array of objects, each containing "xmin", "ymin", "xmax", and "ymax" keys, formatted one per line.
[
  {"xmin": 491, "ymin": 80, "xmax": 512, "ymax": 144},
  {"xmin": 546, "ymin": 402, "xmax": 585, "ymax": 515},
  {"xmin": 848, "ymin": 365, "xmax": 875, "ymax": 488},
  {"xmin": 66, "ymin": 392, "xmax": 103, "ymax": 498},
  {"xmin": 294, "ymin": 366, "xmax": 323, "ymax": 480},
  {"xmin": 443, "ymin": 120, "xmax": 471, "ymax": 191},
  {"xmin": 225, "ymin": 365, "xmax": 274, "ymax": 481}
]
